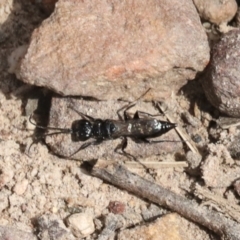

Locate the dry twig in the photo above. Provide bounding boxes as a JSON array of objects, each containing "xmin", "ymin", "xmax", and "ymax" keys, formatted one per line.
[
  {"xmin": 125, "ymin": 160, "xmax": 188, "ymax": 169},
  {"xmin": 86, "ymin": 159, "xmax": 240, "ymax": 240},
  {"xmin": 195, "ymin": 185, "xmax": 240, "ymax": 223},
  {"xmin": 156, "ymin": 102, "xmax": 200, "ymax": 155}
]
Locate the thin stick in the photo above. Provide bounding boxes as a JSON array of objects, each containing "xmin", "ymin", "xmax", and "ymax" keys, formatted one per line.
[
  {"xmin": 156, "ymin": 102, "xmax": 200, "ymax": 155},
  {"xmin": 125, "ymin": 161, "xmax": 188, "ymax": 169},
  {"xmin": 195, "ymin": 185, "xmax": 240, "ymax": 223},
  {"xmin": 88, "ymin": 159, "xmax": 240, "ymax": 240}
]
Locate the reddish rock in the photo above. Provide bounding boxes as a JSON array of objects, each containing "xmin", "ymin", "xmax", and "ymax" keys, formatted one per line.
[
  {"xmin": 20, "ymin": 0, "xmax": 209, "ymax": 101},
  {"xmin": 202, "ymin": 29, "xmax": 240, "ymax": 117},
  {"xmin": 193, "ymin": 0, "xmax": 237, "ymax": 25},
  {"xmin": 108, "ymin": 201, "xmax": 125, "ymax": 214}
]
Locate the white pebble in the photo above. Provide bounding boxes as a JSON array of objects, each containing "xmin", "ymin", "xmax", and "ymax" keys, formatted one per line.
[
  {"xmin": 13, "ymin": 179, "xmax": 28, "ymax": 195},
  {"xmin": 67, "ymin": 213, "xmax": 95, "ymax": 238}
]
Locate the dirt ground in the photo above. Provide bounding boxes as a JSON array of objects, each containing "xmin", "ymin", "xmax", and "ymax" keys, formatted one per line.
[{"xmin": 0, "ymin": 1, "xmax": 240, "ymax": 240}]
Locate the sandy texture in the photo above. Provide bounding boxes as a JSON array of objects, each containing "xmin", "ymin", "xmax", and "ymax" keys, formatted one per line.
[{"xmin": 0, "ymin": 1, "xmax": 239, "ymax": 239}]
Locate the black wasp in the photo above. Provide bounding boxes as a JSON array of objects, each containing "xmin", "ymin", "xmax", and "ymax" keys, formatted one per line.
[{"xmin": 30, "ymin": 89, "xmax": 176, "ymax": 158}]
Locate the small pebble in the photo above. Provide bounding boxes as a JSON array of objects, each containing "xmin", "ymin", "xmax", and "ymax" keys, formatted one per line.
[
  {"xmin": 13, "ymin": 179, "xmax": 28, "ymax": 195},
  {"xmin": 67, "ymin": 213, "xmax": 95, "ymax": 238},
  {"xmin": 108, "ymin": 201, "xmax": 125, "ymax": 214},
  {"xmin": 0, "ymin": 169, "xmax": 14, "ymax": 189},
  {"xmin": 192, "ymin": 134, "xmax": 202, "ymax": 143},
  {"xmin": 186, "ymin": 151, "xmax": 202, "ymax": 170}
]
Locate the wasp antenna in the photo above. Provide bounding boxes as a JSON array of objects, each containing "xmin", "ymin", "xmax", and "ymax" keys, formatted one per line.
[
  {"xmin": 29, "ymin": 114, "xmax": 71, "ymax": 133},
  {"xmin": 135, "ymin": 88, "xmax": 151, "ymax": 102},
  {"xmin": 149, "ymin": 139, "xmax": 188, "ymax": 144}
]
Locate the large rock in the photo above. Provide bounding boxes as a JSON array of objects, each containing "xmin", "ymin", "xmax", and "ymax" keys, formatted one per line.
[{"xmin": 20, "ymin": 0, "xmax": 209, "ymax": 100}]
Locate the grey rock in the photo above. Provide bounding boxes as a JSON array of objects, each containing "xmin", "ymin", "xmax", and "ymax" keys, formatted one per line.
[
  {"xmin": 36, "ymin": 214, "xmax": 74, "ymax": 240},
  {"xmin": 202, "ymin": 29, "xmax": 240, "ymax": 117},
  {"xmin": 0, "ymin": 225, "xmax": 37, "ymax": 240}
]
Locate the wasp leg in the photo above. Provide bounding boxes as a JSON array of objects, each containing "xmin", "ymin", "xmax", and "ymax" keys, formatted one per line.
[
  {"xmin": 117, "ymin": 103, "xmax": 136, "ymax": 121},
  {"xmin": 114, "ymin": 137, "xmax": 136, "ymax": 160},
  {"xmin": 120, "ymin": 137, "xmax": 134, "ymax": 159},
  {"xmin": 115, "ymin": 138, "xmax": 154, "ymax": 171},
  {"xmin": 118, "ymin": 137, "xmax": 152, "ymax": 171},
  {"xmin": 123, "ymin": 103, "xmax": 137, "ymax": 120},
  {"xmin": 69, "ymin": 140, "xmax": 103, "ymax": 158},
  {"xmin": 117, "ymin": 88, "xmax": 151, "ymax": 121},
  {"xmin": 133, "ymin": 111, "xmax": 140, "ymax": 119},
  {"xmin": 124, "ymin": 108, "xmax": 162, "ymax": 121}
]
